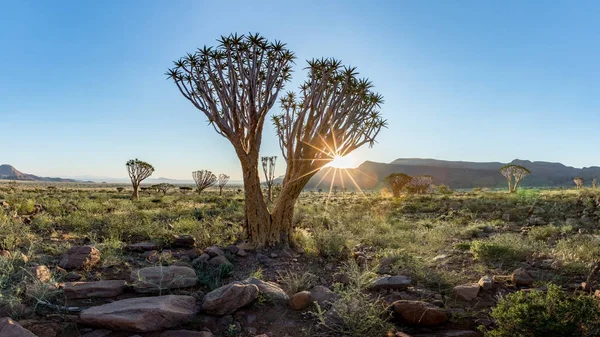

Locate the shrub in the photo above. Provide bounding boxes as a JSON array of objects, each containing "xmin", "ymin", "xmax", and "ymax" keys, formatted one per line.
[
  {"xmin": 277, "ymin": 269, "xmax": 317, "ymax": 294},
  {"xmin": 485, "ymin": 284, "xmax": 600, "ymax": 336},
  {"xmin": 314, "ymin": 230, "xmax": 349, "ymax": 259},
  {"xmin": 312, "ymin": 288, "xmax": 392, "ymax": 337},
  {"xmin": 471, "ymin": 234, "xmax": 532, "ymax": 263}
]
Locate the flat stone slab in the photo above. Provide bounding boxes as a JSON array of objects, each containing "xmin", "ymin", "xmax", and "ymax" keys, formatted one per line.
[
  {"xmin": 131, "ymin": 266, "xmax": 198, "ymax": 293},
  {"xmin": 79, "ymin": 295, "xmax": 197, "ymax": 332},
  {"xmin": 126, "ymin": 242, "xmax": 161, "ymax": 252},
  {"xmin": 63, "ymin": 280, "xmax": 127, "ymax": 299},
  {"xmin": 0, "ymin": 317, "xmax": 37, "ymax": 337},
  {"xmin": 370, "ymin": 275, "xmax": 411, "ymax": 291}
]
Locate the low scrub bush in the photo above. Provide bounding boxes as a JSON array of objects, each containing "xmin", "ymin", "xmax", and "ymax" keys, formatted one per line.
[
  {"xmin": 471, "ymin": 233, "xmax": 533, "ymax": 263},
  {"xmin": 485, "ymin": 284, "xmax": 600, "ymax": 336}
]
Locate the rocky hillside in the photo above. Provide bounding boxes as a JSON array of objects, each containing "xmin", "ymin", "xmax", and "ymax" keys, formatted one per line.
[
  {"xmin": 304, "ymin": 158, "xmax": 600, "ymax": 190},
  {"xmin": 0, "ymin": 164, "xmax": 78, "ymax": 182}
]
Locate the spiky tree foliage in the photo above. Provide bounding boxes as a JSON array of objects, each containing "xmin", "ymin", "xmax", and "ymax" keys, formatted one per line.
[
  {"xmin": 169, "ymin": 34, "xmax": 385, "ymax": 247},
  {"xmin": 574, "ymin": 177, "xmax": 584, "ymax": 189},
  {"xmin": 500, "ymin": 165, "xmax": 531, "ymax": 193},
  {"xmin": 406, "ymin": 175, "xmax": 433, "ymax": 194},
  {"xmin": 192, "ymin": 170, "xmax": 217, "ymax": 194},
  {"xmin": 261, "ymin": 156, "xmax": 277, "ymax": 202},
  {"xmin": 217, "ymin": 174, "xmax": 230, "ymax": 196},
  {"xmin": 383, "ymin": 173, "xmax": 413, "ymax": 197},
  {"xmin": 179, "ymin": 186, "xmax": 193, "ymax": 194},
  {"xmin": 126, "ymin": 159, "xmax": 154, "ymax": 200},
  {"xmin": 272, "ymin": 58, "xmax": 385, "ymax": 240}
]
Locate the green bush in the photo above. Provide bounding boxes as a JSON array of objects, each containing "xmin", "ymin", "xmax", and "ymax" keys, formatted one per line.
[
  {"xmin": 314, "ymin": 230, "xmax": 349, "ymax": 259},
  {"xmin": 471, "ymin": 234, "xmax": 532, "ymax": 263},
  {"xmin": 485, "ymin": 284, "xmax": 600, "ymax": 336}
]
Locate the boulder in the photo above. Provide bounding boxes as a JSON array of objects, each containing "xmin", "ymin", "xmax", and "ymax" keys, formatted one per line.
[
  {"xmin": 512, "ymin": 268, "xmax": 534, "ymax": 286},
  {"xmin": 125, "ymin": 241, "xmax": 161, "ymax": 252},
  {"xmin": 31, "ymin": 265, "xmax": 51, "ymax": 283},
  {"xmin": 392, "ymin": 300, "xmax": 449, "ymax": 326},
  {"xmin": 236, "ymin": 249, "xmax": 247, "ymax": 257},
  {"xmin": 59, "ymin": 246, "xmax": 101, "ymax": 270},
  {"xmin": 370, "ymin": 275, "xmax": 411, "ymax": 291},
  {"xmin": 478, "ymin": 275, "xmax": 493, "ymax": 290},
  {"xmin": 205, "ymin": 246, "xmax": 224, "ymax": 257},
  {"xmin": 452, "ymin": 283, "xmax": 480, "ymax": 301},
  {"xmin": 289, "ymin": 291, "xmax": 312, "ymax": 310},
  {"xmin": 160, "ymin": 330, "xmax": 214, "ymax": 337},
  {"xmin": 0, "ymin": 317, "xmax": 37, "ymax": 337},
  {"xmin": 202, "ymin": 282, "xmax": 259, "ymax": 315},
  {"xmin": 208, "ymin": 256, "xmax": 233, "ymax": 268},
  {"xmin": 173, "ymin": 235, "xmax": 195, "ymax": 248},
  {"xmin": 62, "ymin": 280, "xmax": 127, "ymax": 299},
  {"xmin": 310, "ymin": 286, "xmax": 337, "ymax": 306},
  {"xmin": 241, "ymin": 278, "xmax": 289, "ymax": 304},
  {"xmin": 131, "ymin": 266, "xmax": 198, "ymax": 293},
  {"xmin": 79, "ymin": 295, "xmax": 196, "ymax": 332}
]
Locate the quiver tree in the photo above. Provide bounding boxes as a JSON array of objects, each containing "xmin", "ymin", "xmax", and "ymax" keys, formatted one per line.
[
  {"xmin": 593, "ymin": 179, "xmax": 597, "ymax": 189},
  {"xmin": 154, "ymin": 183, "xmax": 174, "ymax": 195},
  {"xmin": 261, "ymin": 156, "xmax": 277, "ymax": 202},
  {"xmin": 192, "ymin": 170, "xmax": 217, "ymax": 193},
  {"xmin": 126, "ymin": 159, "xmax": 155, "ymax": 200},
  {"xmin": 500, "ymin": 165, "xmax": 531, "ymax": 193},
  {"xmin": 406, "ymin": 175, "xmax": 433, "ymax": 194},
  {"xmin": 169, "ymin": 34, "xmax": 385, "ymax": 247},
  {"xmin": 217, "ymin": 174, "xmax": 230, "ymax": 195},
  {"xmin": 383, "ymin": 173, "xmax": 413, "ymax": 197},
  {"xmin": 574, "ymin": 177, "xmax": 584, "ymax": 189}
]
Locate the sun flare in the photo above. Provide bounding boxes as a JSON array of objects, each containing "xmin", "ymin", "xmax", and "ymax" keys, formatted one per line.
[{"xmin": 326, "ymin": 154, "xmax": 358, "ymax": 169}]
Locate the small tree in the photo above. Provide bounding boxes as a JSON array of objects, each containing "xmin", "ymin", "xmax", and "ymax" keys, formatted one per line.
[
  {"xmin": 126, "ymin": 159, "xmax": 155, "ymax": 200},
  {"xmin": 116, "ymin": 187, "xmax": 124, "ymax": 193},
  {"xmin": 574, "ymin": 177, "xmax": 584, "ymax": 189},
  {"xmin": 261, "ymin": 156, "xmax": 277, "ymax": 202},
  {"xmin": 192, "ymin": 170, "xmax": 217, "ymax": 194},
  {"xmin": 406, "ymin": 175, "xmax": 433, "ymax": 194},
  {"xmin": 154, "ymin": 183, "xmax": 174, "ymax": 195},
  {"xmin": 217, "ymin": 174, "xmax": 230, "ymax": 196},
  {"xmin": 593, "ymin": 179, "xmax": 597, "ymax": 189},
  {"xmin": 500, "ymin": 164, "xmax": 531, "ymax": 193},
  {"xmin": 383, "ymin": 173, "xmax": 413, "ymax": 197}
]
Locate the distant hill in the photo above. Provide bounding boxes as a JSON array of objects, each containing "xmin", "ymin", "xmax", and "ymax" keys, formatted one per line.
[
  {"xmin": 0, "ymin": 164, "xmax": 80, "ymax": 182},
  {"xmin": 303, "ymin": 158, "xmax": 600, "ymax": 190}
]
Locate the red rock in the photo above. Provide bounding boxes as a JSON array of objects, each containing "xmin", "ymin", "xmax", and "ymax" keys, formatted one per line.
[
  {"xmin": 392, "ymin": 300, "xmax": 449, "ymax": 326},
  {"xmin": 0, "ymin": 317, "xmax": 37, "ymax": 337},
  {"xmin": 62, "ymin": 280, "xmax": 127, "ymax": 299},
  {"xmin": 289, "ymin": 291, "xmax": 312, "ymax": 310},
  {"xmin": 59, "ymin": 246, "xmax": 101, "ymax": 270},
  {"xmin": 79, "ymin": 295, "xmax": 197, "ymax": 332},
  {"xmin": 131, "ymin": 265, "xmax": 198, "ymax": 293},
  {"xmin": 453, "ymin": 283, "xmax": 480, "ymax": 301}
]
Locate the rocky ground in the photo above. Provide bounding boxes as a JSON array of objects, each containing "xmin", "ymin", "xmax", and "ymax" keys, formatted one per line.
[{"xmin": 2, "ymin": 185, "xmax": 600, "ymax": 336}]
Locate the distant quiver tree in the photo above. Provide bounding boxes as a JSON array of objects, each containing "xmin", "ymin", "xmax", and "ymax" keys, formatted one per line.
[
  {"xmin": 217, "ymin": 174, "xmax": 230, "ymax": 196},
  {"xmin": 500, "ymin": 164, "xmax": 531, "ymax": 193},
  {"xmin": 383, "ymin": 173, "xmax": 412, "ymax": 197},
  {"xmin": 168, "ymin": 33, "xmax": 386, "ymax": 247},
  {"xmin": 262, "ymin": 156, "xmax": 277, "ymax": 202},
  {"xmin": 126, "ymin": 159, "xmax": 155, "ymax": 200},
  {"xmin": 574, "ymin": 177, "xmax": 584, "ymax": 189},
  {"xmin": 192, "ymin": 170, "xmax": 217, "ymax": 193},
  {"xmin": 407, "ymin": 175, "xmax": 433, "ymax": 194}
]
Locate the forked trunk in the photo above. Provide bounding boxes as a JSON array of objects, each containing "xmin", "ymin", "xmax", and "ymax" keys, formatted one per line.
[
  {"xmin": 131, "ymin": 183, "xmax": 139, "ymax": 200},
  {"xmin": 507, "ymin": 178, "xmax": 512, "ymax": 193},
  {"xmin": 512, "ymin": 179, "xmax": 521, "ymax": 193},
  {"xmin": 241, "ymin": 158, "xmax": 275, "ymax": 247}
]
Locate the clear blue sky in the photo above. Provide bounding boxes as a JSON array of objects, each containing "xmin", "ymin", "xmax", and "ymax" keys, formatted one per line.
[{"xmin": 1, "ymin": 1, "xmax": 599, "ymax": 180}]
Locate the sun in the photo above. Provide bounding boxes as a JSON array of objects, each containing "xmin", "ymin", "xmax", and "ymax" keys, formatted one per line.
[{"xmin": 326, "ymin": 154, "xmax": 358, "ymax": 169}]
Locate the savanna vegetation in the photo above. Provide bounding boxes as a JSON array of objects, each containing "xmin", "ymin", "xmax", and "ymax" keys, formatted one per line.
[{"xmin": 2, "ymin": 181, "xmax": 600, "ymax": 336}]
